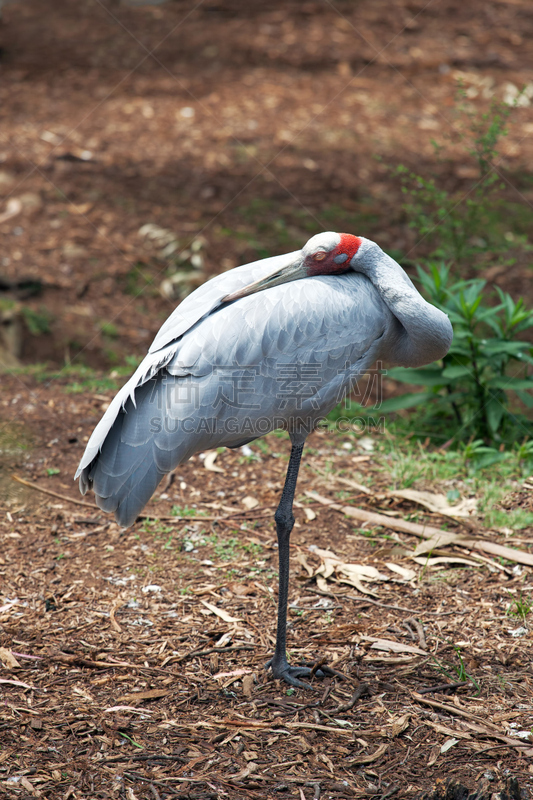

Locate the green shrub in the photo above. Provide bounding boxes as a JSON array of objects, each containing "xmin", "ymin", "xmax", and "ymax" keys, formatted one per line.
[{"xmin": 382, "ymin": 262, "xmax": 533, "ymax": 446}]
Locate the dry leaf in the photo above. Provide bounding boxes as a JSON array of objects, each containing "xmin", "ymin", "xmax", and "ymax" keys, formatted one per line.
[
  {"xmin": 311, "ymin": 545, "xmax": 388, "ymax": 597},
  {"xmin": 440, "ymin": 737, "xmax": 460, "ymax": 753},
  {"xmin": 361, "ymin": 636, "xmax": 427, "ymax": 656},
  {"xmin": 347, "ymin": 743, "xmax": 388, "ymax": 765},
  {"xmin": 227, "ymin": 582, "xmax": 256, "ymax": 596},
  {"xmin": 199, "ymin": 599, "xmax": 242, "ymax": 623},
  {"xmin": 427, "ymin": 744, "xmax": 440, "ymax": 766},
  {"xmin": 0, "ymin": 678, "xmax": 35, "ymax": 689},
  {"xmin": 390, "ymin": 488, "xmax": 477, "ymax": 518},
  {"xmin": 413, "ymin": 532, "xmax": 461, "ymax": 556},
  {"xmin": 0, "ymin": 197, "xmax": 22, "ymax": 224},
  {"xmin": 411, "ymin": 555, "xmax": 481, "ymax": 568},
  {"xmin": 309, "ymin": 545, "xmax": 342, "ymax": 562},
  {"xmin": 295, "ymin": 552, "xmax": 314, "ymax": 577},
  {"xmin": 242, "ymin": 496, "xmax": 259, "ymax": 510},
  {"xmin": 385, "ymin": 563, "xmax": 416, "ymax": 580},
  {"xmin": 67, "ymin": 202, "xmax": 93, "ymax": 215},
  {"xmin": 213, "ymin": 668, "xmax": 252, "ymax": 680},
  {"xmin": 19, "ymin": 777, "xmax": 37, "ymax": 796},
  {"xmin": 204, "ymin": 450, "xmax": 224, "ymax": 473},
  {"xmin": 0, "ymin": 647, "xmax": 21, "ymax": 669},
  {"xmin": 231, "ymin": 762, "xmax": 257, "ymax": 781},
  {"xmin": 117, "ymin": 689, "xmax": 169, "ymax": 704},
  {"xmin": 304, "ymin": 507, "xmax": 316, "ymax": 521}
]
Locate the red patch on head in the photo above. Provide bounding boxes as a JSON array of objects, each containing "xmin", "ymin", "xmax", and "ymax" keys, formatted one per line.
[{"xmin": 338, "ymin": 233, "xmax": 362, "ymax": 263}]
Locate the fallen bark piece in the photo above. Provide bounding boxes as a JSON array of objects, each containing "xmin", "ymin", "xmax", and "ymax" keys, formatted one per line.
[
  {"xmin": 306, "ymin": 492, "xmax": 533, "ymax": 567},
  {"xmin": 51, "ymin": 652, "xmax": 138, "ymax": 669},
  {"xmin": 117, "ymin": 689, "xmax": 169, "ymax": 704},
  {"xmin": 362, "ymin": 636, "xmax": 427, "ymax": 657},
  {"xmin": 0, "ymin": 647, "xmax": 21, "ymax": 669},
  {"xmin": 390, "ymin": 488, "xmax": 477, "ymax": 519},
  {"xmin": 199, "ymin": 599, "xmax": 242, "ymax": 623},
  {"xmin": 345, "ymin": 743, "xmax": 389, "ymax": 766},
  {"xmin": 204, "ymin": 449, "xmax": 224, "ymax": 473}
]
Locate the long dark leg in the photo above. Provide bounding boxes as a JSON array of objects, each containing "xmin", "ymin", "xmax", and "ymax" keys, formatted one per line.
[{"xmin": 267, "ymin": 441, "xmax": 313, "ymax": 688}]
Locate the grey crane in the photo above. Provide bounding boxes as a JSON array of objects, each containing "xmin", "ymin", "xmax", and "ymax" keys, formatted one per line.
[{"xmin": 76, "ymin": 231, "xmax": 453, "ymax": 687}]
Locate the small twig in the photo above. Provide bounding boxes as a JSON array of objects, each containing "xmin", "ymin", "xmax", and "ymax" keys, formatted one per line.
[
  {"xmin": 345, "ymin": 595, "xmax": 457, "ymax": 616},
  {"xmin": 149, "ymin": 784, "xmax": 162, "ymax": 800},
  {"xmin": 11, "ymin": 475, "xmax": 269, "ymax": 523},
  {"xmin": 417, "ymin": 681, "xmax": 471, "ymax": 695},
  {"xmin": 50, "ymin": 652, "xmax": 138, "ymax": 670},
  {"xmin": 173, "ymin": 643, "xmax": 256, "ymax": 664},
  {"xmin": 12, "ymin": 474, "xmax": 98, "ymax": 509},
  {"xmin": 405, "ymin": 617, "xmax": 427, "ymax": 650},
  {"xmin": 309, "ymin": 657, "xmax": 327, "ymax": 678},
  {"xmin": 109, "ymin": 601, "xmax": 122, "ymax": 634},
  {"xmin": 103, "ymin": 754, "xmax": 188, "ymax": 765},
  {"xmin": 332, "ymin": 682, "xmax": 370, "ymax": 713}
]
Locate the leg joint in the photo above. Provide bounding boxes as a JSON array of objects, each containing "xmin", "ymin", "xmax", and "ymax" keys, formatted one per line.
[{"xmin": 275, "ymin": 508, "xmax": 295, "ymax": 530}]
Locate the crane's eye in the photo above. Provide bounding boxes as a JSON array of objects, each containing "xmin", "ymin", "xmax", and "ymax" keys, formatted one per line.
[{"xmin": 313, "ymin": 251, "xmax": 327, "ymax": 261}]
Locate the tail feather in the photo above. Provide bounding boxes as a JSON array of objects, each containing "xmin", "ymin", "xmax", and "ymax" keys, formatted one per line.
[
  {"xmin": 113, "ymin": 458, "xmax": 165, "ymax": 528},
  {"xmin": 80, "ymin": 377, "xmax": 182, "ymax": 526}
]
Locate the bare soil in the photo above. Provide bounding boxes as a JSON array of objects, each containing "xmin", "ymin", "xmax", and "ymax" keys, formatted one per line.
[{"xmin": 1, "ymin": 1, "xmax": 533, "ymax": 798}]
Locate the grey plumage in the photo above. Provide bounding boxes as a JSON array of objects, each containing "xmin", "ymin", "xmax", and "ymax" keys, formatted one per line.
[{"xmin": 76, "ymin": 234, "xmax": 452, "ymax": 530}]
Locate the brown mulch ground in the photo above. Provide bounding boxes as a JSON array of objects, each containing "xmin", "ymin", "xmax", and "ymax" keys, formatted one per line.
[
  {"xmin": 1, "ymin": 1, "xmax": 533, "ymax": 798},
  {"xmin": 1, "ymin": 372, "xmax": 533, "ymax": 799}
]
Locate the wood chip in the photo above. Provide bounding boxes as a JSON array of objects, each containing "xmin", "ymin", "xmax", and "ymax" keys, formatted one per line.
[
  {"xmin": 204, "ymin": 450, "xmax": 224, "ymax": 473},
  {"xmin": 345, "ymin": 743, "xmax": 389, "ymax": 765},
  {"xmin": 199, "ymin": 600, "xmax": 243, "ymax": 623},
  {"xmin": 0, "ymin": 647, "xmax": 21, "ymax": 669}
]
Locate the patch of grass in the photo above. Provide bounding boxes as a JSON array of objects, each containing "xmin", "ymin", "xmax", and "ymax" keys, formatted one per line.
[
  {"xmin": 123, "ymin": 262, "xmax": 156, "ymax": 297},
  {"xmin": 213, "ymin": 536, "xmax": 240, "ymax": 560},
  {"xmin": 0, "ymin": 424, "xmax": 33, "ymax": 454},
  {"xmin": 433, "ymin": 646, "xmax": 480, "ymax": 694},
  {"xmin": 321, "ymin": 425, "xmax": 532, "ymax": 532},
  {"xmin": 171, "ymin": 505, "xmax": 207, "ymax": 517},
  {"xmin": 243, "ymin": 541, "xmax": 263, "ymax": 556},
  {"xmin": 21, "ymin": 306, "xmax": 52, "ymax": 335},
  {"xmin": 99, "ymin": 321, "xmax": 119, "ymax": 339},
  {"xmin": 14, "ymin": 358, "xmax": 142, "ymax": 394},
  {"xmin": 140, "ymin": 518, "xmax": 173, "ymax": 536},
  {"xmin": 506, "ymin": 592, "xmax": 532, "ymax": 623}
]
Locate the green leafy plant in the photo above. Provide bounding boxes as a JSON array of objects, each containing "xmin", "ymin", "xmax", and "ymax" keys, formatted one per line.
[{"xmin": 382, "ymin": 262, "xmax": 533, "ymax": 446}]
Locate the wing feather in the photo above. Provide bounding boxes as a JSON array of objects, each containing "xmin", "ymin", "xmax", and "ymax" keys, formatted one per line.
[{"xmin": 77, "ymin": 268, "xmax": 391, "ymax": 526}]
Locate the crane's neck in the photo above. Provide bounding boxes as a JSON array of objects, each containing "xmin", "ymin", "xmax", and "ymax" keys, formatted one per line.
[{"xmin": 351, "ymin": 239, "xmax": 453, "ymax": 368}]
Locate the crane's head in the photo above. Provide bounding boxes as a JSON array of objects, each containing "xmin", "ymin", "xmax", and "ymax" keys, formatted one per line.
[{"xmin": 222, "ymin": 232, "xmax": 363, "ymax": 303}]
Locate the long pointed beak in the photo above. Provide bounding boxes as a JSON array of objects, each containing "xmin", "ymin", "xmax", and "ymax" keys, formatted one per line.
[{"xmin": 222, "ymin": 255, "xmax": 307, "ymax": 303}]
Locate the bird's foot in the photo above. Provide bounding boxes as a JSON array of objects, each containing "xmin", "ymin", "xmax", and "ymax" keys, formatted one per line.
[{"xmin": 266, "ymin": 655, "xmax": 340, "ymax": 689}]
